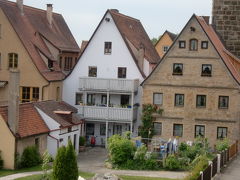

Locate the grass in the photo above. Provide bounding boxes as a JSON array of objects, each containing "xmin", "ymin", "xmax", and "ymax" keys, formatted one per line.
[{"xmin": 0, "ymin": 165, "xmax": 44, "ymax": 177}]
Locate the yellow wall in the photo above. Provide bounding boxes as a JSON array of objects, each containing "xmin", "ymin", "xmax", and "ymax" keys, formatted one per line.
[
  {"xmin": 0, "ymin": 115, "xmax": 15, "ymax": 169},
  {"xmin": 155, "ymin": 33, "xmax": 173, "ymax": 58}
]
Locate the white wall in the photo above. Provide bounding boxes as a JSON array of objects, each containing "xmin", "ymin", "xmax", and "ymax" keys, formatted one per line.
[{"xmin": 63, "ymin": 12, "xmax": 144, "ymax": 107}]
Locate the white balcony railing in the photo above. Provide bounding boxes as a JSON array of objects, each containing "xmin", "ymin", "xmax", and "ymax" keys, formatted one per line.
[
  {"xmin": 79, "ymin": 77, "xmax": 139, "ymax": 92},
  {"xmin": 77, "ymin": 105, "xmax": 138, "ymax": 122}
]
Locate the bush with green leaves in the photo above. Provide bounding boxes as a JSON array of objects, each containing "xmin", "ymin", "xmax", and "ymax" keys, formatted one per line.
[
  {"xmin": 79, "ymin": 136, "xmax": 86, "ymax": 146},
  {"xmin": 164, "ymin": 155, "xmax": 181, "ymax": 170},
  {"xmin": 53, "ymin": 140, "xmax": 78, "ymax": 180},
  {"xmin": 0, "ymin": 151, "xmax": 3, "ymax": 169},
  {"xmin": 20, "ymin": 146, "xmax": 41, "ymax": 168},
  {"xmin": 108, "ymin": 134, "xmax": 136, "ymax": 166},
  {"xmin": 216, "ymin": 138, "xmax": 229, "ymax": 152}
]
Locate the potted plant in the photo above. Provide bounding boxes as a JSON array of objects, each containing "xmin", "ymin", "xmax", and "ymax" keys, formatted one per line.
[{"xmin": 79, "ymin": 136, "xmax": 86, "ymax": 152}]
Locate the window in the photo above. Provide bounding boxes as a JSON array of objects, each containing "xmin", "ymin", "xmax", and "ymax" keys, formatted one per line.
[
  {"xmin": 9, "ymin": 53, "xmax": 18, "ymax": 69},
  {"xmin": 118, "ymin": 67, "xmax": 127, "ymax": 78},
  {"xmin": 64, "ymin": 57, "xmax": 73, "ymax": 71},
  {"xmin": 87, "ymin": 94, "xmax": 95, "ymax": 105},
  {"xmin": 179, "ymin": 41, "xmax": 186, "ymax": 48},
  {"xmin": 113, "ymin": 125, "xmax": 122, "ymax": 135},
  {"xmin": 104, "ymin": 42, "xmax": 112, "ymax": 54},
  {"xmin": 163, "ymin": 46, "xmax": 169, "ymax": 52},
  {"xmin": 153, "ymin": 93, "xmax": 163, "ymax": 105},
  {"xmin": 100, "ymin": 124, "xmax": 106, "ymax": 136},
  {"xmin": 173, "ymin": 63, "xmax": 183, "ymax": 75},
  {"xmin": 217, "ymin": 127, "xmax": 228, "ymax": 139},
  {"xmin": 175, "ymin": 94, "xmax": 184, "ymax": 107},
  {"xmin": 73, "ymin": 134, "xmax": 77, "ymax": 150},
  {"xmin": 35, "ymin": 138, "xmax": 39, "ymax": 149},
  {"xmin": 219, "ymin": 96, "xmax": 229, "ymax": 109},
  {"xmin": 201, "ymin": 41, "xmax": 208, "ymax": 49},
  {"xmin": 120, "ymin": 95, "xmax": 129, "ymax": 106},
  {"xmin": 153, "ymin": 122, "xmax": 162, "ymax": 135},
  {"xmin": 202, "ymin": 64, "xmax": 212, "ymax": 76},
  {"xmin": 75, "ymin": 93, "xmax": 83, "ymax": 105},
  {"xmin": 86, "ymin": 123, "xmax": 94, "ymax": 136},
  {"xmin": 20, "ymin": 87, "xmax": 39, "ymax": 103},
  {"xmin": 173, "ymin": 124, "xmax": 183, "ymax": 137},
  {"xmin": 196, "ymin": 95, "xmax": 206, "ymax": 108},
  {"xmin": 88, "ymin": 66, "xmax": 97, "ymax": 77},
  {"xmin": 189, "ymin": 39, "xmax": 198, "ymax": 51},
  {"xmin": 195, "ymin": 125, "xmax": 205, "ymax": 137},
  {"xmin": 59, "ymin": 56, "xmax": 62, "ymax": 68},
  {"xmin": 101, "ymin": 95, "xmax": 107, "ymax": 105},
  {"xmin": 48, "ymin": 59, "xmax": 53, "ymax": 69}
]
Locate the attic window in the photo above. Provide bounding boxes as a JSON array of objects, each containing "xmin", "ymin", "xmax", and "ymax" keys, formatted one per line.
[
  {"xmin": 201, "ymin": 41, "xmax": 208, "ymax": 49},
  {"xmin": 189, "ymin": 39, "xmax": 198, "ymax": 51},
  {"xmin": 104, "ymin": 42, "xmax": 112, "ymax": 54},
  {"xmin": 48, "ymin": 59, "xmax": 53, "ymax": 70}
]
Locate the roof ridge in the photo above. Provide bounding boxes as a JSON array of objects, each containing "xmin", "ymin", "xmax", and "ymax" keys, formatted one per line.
[{"xmin": 109, "ymin": 9, "xmax": 140, "ymax": 22}]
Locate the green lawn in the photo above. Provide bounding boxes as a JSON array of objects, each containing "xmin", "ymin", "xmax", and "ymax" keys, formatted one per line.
[
  {"xmin": 0, "ymin": 165, "xmax": 44, "ymax": 177},
  {"xmin": 15, "ymin": 173, "xmax": 178, "ymax": 180}
]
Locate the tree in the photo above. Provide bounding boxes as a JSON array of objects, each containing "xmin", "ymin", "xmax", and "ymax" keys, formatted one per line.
[
  {"xmin": 53, "ymin": 146, "xmax": 67, "ymax": 180},
  {"xmin": 151, "ymin": 37, "xmax": 158, "ymax": 46},
  {"xmin": 65, "ymin": 140, "xmax": 78, "ymax": 180}
]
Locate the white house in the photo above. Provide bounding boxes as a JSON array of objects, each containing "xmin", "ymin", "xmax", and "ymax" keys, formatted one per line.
[
  {"xmin": 34, "ymin": 101, "xmax": 84, "ymax": 157},
  {"xmin": 63, "ymin": 9, "xmax": 160, "ymax": 146}
]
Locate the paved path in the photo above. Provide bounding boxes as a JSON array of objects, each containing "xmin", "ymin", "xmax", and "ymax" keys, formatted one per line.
[
  {"xmin": 0, "ymin": 171, "xmax": 43, "ymax": 180},
  {"xmin": 78, "ymin": 147, "xmax": 187, "ymax": 179},
  {"xmin": 216, "ymin": 155, "xmax": 240, "ymax": 180}
]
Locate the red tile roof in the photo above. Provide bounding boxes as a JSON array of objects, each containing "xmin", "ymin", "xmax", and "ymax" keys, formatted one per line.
[
  {"xmin": 196, "ymin": 15, "xmax": 240, "ymax": 85},
  {"xmin": 0, "ymin": 1, "xmax": 80, "ymax": 81},
  {"xmin": 0, "ymin": 103, "xmax": 49, "ymax": 138}
]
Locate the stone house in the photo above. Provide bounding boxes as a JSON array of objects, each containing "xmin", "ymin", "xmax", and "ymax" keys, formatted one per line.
[
  {"xmin": 0, "ymin": 0, "xmax": 80, "ymax": 105},
  {"xmin": 142, "ymin": 14, "xmax": 240, "ymax": 147},
  {"xmin": 155, "ymin": 30, "xmax": 177, "ymax": 58}
]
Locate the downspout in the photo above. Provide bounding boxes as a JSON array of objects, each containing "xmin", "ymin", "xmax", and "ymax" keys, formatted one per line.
[{"xmin": 42, "ymin": 83, "xmax": 50, "ymax": 101}]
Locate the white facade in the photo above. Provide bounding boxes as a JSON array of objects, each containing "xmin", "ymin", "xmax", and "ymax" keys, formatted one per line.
[
  {"xmin": 63, "ymin": 11, "xmax": 152, "ymax": 146},
  {"xmin": 36, "ymin": 108, "xmax": 81, "ymax": 157}
]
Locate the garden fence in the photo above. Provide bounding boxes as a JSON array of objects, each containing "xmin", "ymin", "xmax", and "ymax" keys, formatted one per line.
[{"xmin": 196, "ymin": 140, "xmax": 238, "ymax": 180}]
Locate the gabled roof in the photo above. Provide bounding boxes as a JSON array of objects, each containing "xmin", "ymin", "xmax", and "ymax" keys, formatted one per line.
[
  {"xmin": 0, "ymin": 1, "xmax": 80, "ymax": 81},
  {"xmin": 142, "ymin": 14, "xmax": 240, "ymax": 86},
  {"xmin": 34, "ymin": 100, "xmax": 82, "ymax": 128},
  {"xmin": 155, "ymin": 30, "xmax": 177, "ymax": 48},
  {"xmin": 0, "ymin": 103, "xmax": 49, "ymax": 138},
  {"xmin": 109, "ymin": 10, "xmax": 160, "ymax": 64}
]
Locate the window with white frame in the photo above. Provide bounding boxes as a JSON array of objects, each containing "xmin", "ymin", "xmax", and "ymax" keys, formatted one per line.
[{"xmin": 153, "ymin": 93, "xmax": 163, "ymax": 105}]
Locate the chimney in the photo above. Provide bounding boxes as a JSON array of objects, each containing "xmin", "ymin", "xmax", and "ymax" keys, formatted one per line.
[
  {"xmin": 202, "ymin": 16, "xmax": 210, "ymax": 25},
  {"xmin": 46, "ymin": 4, "xmax": 53, "ymax": 27},
  {"xmin": 16, "ymin": 0, "xmax": 24, "ymax": 15},
  {"xmin": 8, "ymin": 69, "xmax": 20, "ymax": 135},
  {"xmin": 138, "ymin": 43, "xmax": 145, "ymax": 72}
]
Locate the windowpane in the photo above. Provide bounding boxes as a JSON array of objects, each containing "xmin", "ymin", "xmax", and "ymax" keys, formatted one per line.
[
  {"xmin": 100, "ymin": 124, "xmax": 106, "ymax": 136},
  {"xmin": 154, "ymin": 122, "xmax": 162, "ymax": 135},
  {"xmin": 195, "ymin": 125, "xmax": 205, "ymax": 137},
  {"xmin": 32, "ymin": 87, "xmax": 39, "ymax": 101},
  {"xmin": 173, "ymin": 124, "xmax": 183, "ymax": 137},
  {"xmin": 104, "ymin": 42, "xmax": 112, "ymax": 54},
  {"xmin": 219, "ymin": 96, "xmax": 229, "ymax": 109},
  {"xmin": 22, "ymin": 87, "xmax": 30, "ymax": 103},
  {"xmin": 196, "ymin": 95, "xmax": 206, "ymax": 107},
  {"xmin": 179, "ymin": 41, "xmax": 186, "ymax": 48},
  {"xmin": 217, "ymin": 127, "xmax": 227, "ymax": 139},
  {"xmin": 88, "ymin": 66, "xmax": 97, "ymax": 77},
  {"xmin": 202, "ymin": 64, "xmax": 212, "ymax": 76},
  {"xmin": 201, "ymin": 41, "xmax": 208, "ymax": 49},
  {"xmin": 101, "ymin": 95, "xmax": 107, "ymax": 105},
  {"xmin": 75, "ymin": 93, "xmax": 83, "ymax": 105},
  {"xmin": 118, "ymin": 67, "xmax": 127, "ymax": 78},
  {"xmin": 190, "ymin": 39, "xmax": 198, "ymax": 51},
  {"xmin": 173, "ymin": 63, "xmax": 183, "ymax": 75},
  {"xmin": 64, "ymin": 57, "xmax": 73, "ymax": 71},
  {"xmin": 153, "ymin": 93, "xmax": 163, "ymax": 105},
  {"xmin": 163, "ymin": 46, "xmax": 169, "ymax": 52},
  {"xmin": 87, "ymin": 94, "xmax": 95, "ymax": 105},
  {"xmin": 175, "ymin": 94, "xmax": 184, "ymax": 106},
  {"xmin": 8, "ymin": 53, "xmax": 18, "ymax": 69},
  {"xmin": 86, "ymin": 123, "xmax": 94, "ymax": 136}
]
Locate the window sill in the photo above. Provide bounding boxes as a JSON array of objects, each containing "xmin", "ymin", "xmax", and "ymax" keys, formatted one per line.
[
  {"xmin": 218, "ymin": 107, "xmax": 229, "ymax": 110},
  {"xmin": 196, "ymin": 106, "xmax": 206, "ymax": 108},
  {"xmin": 172, "ymin": 73, "xmax": 183, "ymax": 76},
  {"xmin": 201, "ymin": 74, "xmax": 212, "ymax": 77},
  {"xmin": 174, "ymin": 105, "xmax": 184, "ymax": 107},
  {"xmin": 104, "ymin": 53, "xmax": 111, "ymax": 55}
]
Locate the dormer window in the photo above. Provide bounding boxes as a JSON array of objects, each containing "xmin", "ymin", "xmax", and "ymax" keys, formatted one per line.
[
  {"xmin": 173, "ymin": 63, "xmax": 183, "ymax": 75},
  {"xmin": 48, "ymin": 59, "xmax": 53, "ymax": 69},
  {"xmin": 104, "ymin": 42, "xmax": 112, "ymax": 54},
  {"xmin": 189, "ymin": 39, "xmax": 198, "ymax": 51},
  {"xmin": 9, "ymin": 53, "xmax": 18, "ymax": 69}
]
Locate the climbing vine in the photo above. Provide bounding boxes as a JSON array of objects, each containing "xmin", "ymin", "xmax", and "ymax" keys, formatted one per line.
[{"xmin": 139, "ymin": 104, "xmax": 163, "ymax": 139}]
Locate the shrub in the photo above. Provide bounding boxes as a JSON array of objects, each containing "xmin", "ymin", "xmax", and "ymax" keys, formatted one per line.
[
  {"xmin": 134, "ymin": 145, "xmax": 147, "ymax": 162},
  {"xmin": 216, "ymin": 138, "xmax": 229, "ymax": 152},
  {"xmin": 79, "ymin": 136, "xmax": 86, "ymax": 146},
  {"xmin": 20, "ymin": 146, "xmax": 41, "ymax": 168},
  {"xmin": 0, "ymin": 151, "xmax": 3, "ymax": 170},
  {"xmin": 164, "ymin": 155, "xmax": 181, "ymax": 170},
  {"xmin": 108, "ymin": 134, "xmax": 136, "ymax": 166},
  {"xmin": 53, "ymin": 141, "xmax": 79, "ymax": 180}
]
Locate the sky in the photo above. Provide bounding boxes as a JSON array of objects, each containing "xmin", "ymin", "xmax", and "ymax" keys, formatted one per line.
[{"xmin": 9, "ymin": 0, "xmax": 212, "ymax": 46}]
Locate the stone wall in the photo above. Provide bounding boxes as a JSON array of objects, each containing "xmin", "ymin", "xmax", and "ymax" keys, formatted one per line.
[{"xmin": 212, "ymin": 0, "xmax": 240, "ymax": 58}]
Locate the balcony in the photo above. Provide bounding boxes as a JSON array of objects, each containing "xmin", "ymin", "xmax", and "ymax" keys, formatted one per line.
[
  {"xmin": 79, "ymin": 77, "xmax": 139, "ymax": 92},
  {"xmin": 77, "ymin": 105, "xmax": 138, "ymax": 122}
]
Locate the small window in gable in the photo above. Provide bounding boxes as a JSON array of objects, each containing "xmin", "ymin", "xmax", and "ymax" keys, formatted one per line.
[
  {"xmin": 179, "ymin": 41, "xmax": 186, "ymax": 48},
  {"xmin": 104, "ymin": 42, "xmax": 112, "ymax": 54},
  {"xmin": 202, "ymin": 64, "xmax": 212, "ymax": 77},
  {"xmin": 118, "ymin": 67, "xmax": 127, "ymax": 78},
  {"xmin": 9, "ymin": 53, "xmax": 18, "ymax": 69},
  {"xmin": 201, "ymin": 41, "xmax": 208, "ymax": 49},
  {"xmin": 189, "ymin": 39, "xmax": 198, "ymax": 51},
  {"xmin": 88, "ymin": 66, "xmax": 97, "ymax": 77},
  {"xmin": 163, "ymin": 46, "xmax": 169, "ymax": 52}
]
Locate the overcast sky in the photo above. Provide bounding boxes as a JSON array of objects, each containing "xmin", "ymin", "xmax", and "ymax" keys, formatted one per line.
[{"xmin": 10, "ymin": 0, "xmax": 212, "ymax": 45}]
